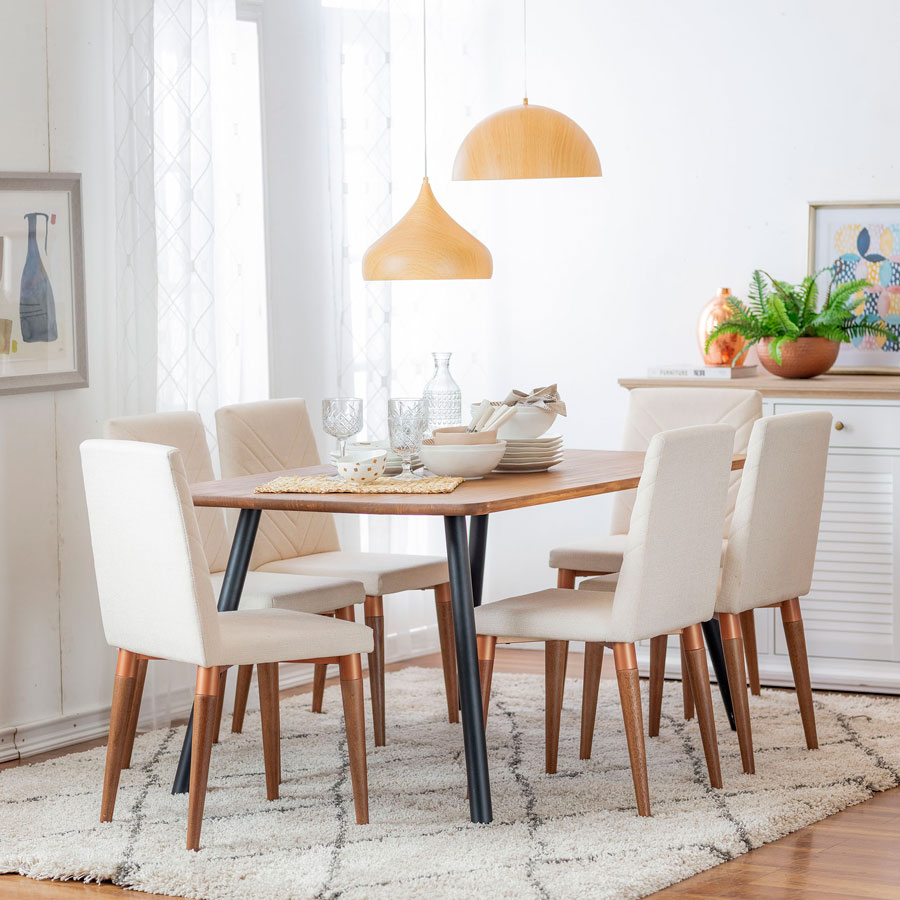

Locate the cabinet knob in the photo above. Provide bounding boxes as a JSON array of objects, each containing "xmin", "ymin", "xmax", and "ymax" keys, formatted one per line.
[{"xmin": 834, "ymin": 421, "xmax": 844, "ymax": 431}]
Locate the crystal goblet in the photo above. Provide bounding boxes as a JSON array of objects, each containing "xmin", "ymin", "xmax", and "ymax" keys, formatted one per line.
[
  {"xmin": 388, "ymin": 397, "xmax": 427, "ymax": 480},
  {"xmin": 322, "ymin": 397, "xmax": 363, "ymax": 459}
]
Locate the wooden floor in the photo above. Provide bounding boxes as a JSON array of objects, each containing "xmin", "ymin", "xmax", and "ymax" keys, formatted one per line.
[{"xmin": 2, "ymin": 649, "xmax": 899, "ymax": 900}]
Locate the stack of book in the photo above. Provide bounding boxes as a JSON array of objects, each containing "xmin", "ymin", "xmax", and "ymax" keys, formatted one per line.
[{"xmin": 646, "ymin": 364, "xmax": 758, "ymax": 380}]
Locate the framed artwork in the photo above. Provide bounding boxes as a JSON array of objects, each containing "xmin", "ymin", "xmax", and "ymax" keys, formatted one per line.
[
  {"xmin": 0, "ymin": 173, "xmax": 87, "ymax": 396},
  {"xmin": 808, "ymin": 200, "xmax": 900, "ymax": 372}
]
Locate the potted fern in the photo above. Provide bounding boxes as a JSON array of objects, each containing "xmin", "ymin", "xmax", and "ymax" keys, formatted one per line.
[{"xmin": 705, "ymin": 269, "xmax": 895, "ymax": 378}]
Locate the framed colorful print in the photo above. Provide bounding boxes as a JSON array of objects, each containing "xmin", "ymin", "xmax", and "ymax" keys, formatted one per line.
[
  {"xmin": 809, "ymin": 200, "xmax": 900, "ymax": 372},
  {"xmin": 0, "ymin": 172, "xmax": 87, "ymax": 396}
]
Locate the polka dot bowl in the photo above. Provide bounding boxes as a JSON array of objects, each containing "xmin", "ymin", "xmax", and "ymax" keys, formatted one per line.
[{"xmin": 335, "ymin": 450, "xmax": 388, "ymax": 483}]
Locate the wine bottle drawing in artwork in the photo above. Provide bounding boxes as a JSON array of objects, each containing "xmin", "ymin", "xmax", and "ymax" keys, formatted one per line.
[{"xmin": 19, "ymin": 212, "xmax": 57, "ymax": 343}]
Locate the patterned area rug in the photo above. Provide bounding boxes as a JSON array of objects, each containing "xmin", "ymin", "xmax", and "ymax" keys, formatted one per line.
[{"xmin": 1, "ymin": 667, "xmax": 899, "ymax": 900}]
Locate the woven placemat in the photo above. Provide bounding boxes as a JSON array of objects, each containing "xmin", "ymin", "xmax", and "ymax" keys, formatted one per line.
[{"xmin": 255, "ymin": 474, "xmax": 464, "ymax": 494}]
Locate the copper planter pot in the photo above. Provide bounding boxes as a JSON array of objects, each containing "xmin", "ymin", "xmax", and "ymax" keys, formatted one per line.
[{"xmin": 757, "ymin": 337, "xmax": 840, "ymax": 379}]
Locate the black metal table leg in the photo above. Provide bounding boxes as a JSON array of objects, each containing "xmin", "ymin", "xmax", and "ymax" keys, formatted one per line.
[
  {"xmin": 468, "ymin": 514, "xmax": 489, "ymax": 607},
  {"xmin": 172, "ymin": 508, "xmax": 261, "ymax": 794},
  {"xmin": 701, "ymin": 617, "xmax": 736, "ymax": 732},
  {"xmin": 444, "ymin": 515, "xmax": 492, "ymax": 823}
]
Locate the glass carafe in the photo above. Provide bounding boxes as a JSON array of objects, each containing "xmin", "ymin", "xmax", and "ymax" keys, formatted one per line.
[{"xmin": 423, "ymin": 352, "xmax": 461, "ymax": 430}]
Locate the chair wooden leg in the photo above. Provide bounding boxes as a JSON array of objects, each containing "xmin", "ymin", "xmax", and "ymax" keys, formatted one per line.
[
  {"xmin": 339, "ymin": 654, "xmax": 369, "ymax": 825},
  {"xmin": 311, "ymin": 664, "xmax": 328, "ymax": 713},
  {"xmin": 545, "ymin": 640, "xmax": 568, "ymax": 774},
  {"xmin": 257, "ymin": 662, "xmax": 281, "ymax": 800},
  {"xmin": 580, "ymin": 642, "xmax": 603, "ymax": 759},
  {"xmin": 681, "ymin": 624, "xmax": 723, "ymax": 789},
  {"xmin": 232, "ymin": 664, "xmax": 253, "ymax": 733},
  {"xmin": 613, "ymin": 643, "xmax": 650, "ymax": 816},
  {"xmin": 100, "ymin": 650, "xmax": 138, "ymax": 823},
  {"xmin": 720, "ymin": 614, "xmax": 755, "ymax": 774},
  {"xmin": 648, "ymin": 634, "xmax": 667, "ymax": 738},
  {"xmin": 556, "ymin": 568, "xmax": 576, "ymax": 589},
  {"xmin": 434, "ymin": 583, "xmax": 459, "ymax": 724},
  {"xmin": 781, "ymin": 598, "xmax": 818, "ymax": 750},
  {"xmin": 739, "ymin": 610, "xmax": 761, "ymax": 695},
  {"xmin": 362, "ymin": 597, "xmax": 386, "ymax": 746},
  {"xmin": 187, "ymin": 666, "xmax": 221, "ymax": 852},
  {"xmin": 680, "ymin": 642, "xmax": 695, "ymax": 720},
  {"xmin": 121, "ymin": 656, "xmax": 148, "ymax": 770},
  {"xmin": 477, "ymin": 635, "xmax": 496, "ymax": 726},
  {"xmin": 211, "ymin": 668, "xmax": 227, "ymax": 744}
]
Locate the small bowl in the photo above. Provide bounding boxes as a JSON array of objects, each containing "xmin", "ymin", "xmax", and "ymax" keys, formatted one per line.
[
  {"xmin": 335, "ymin": 450, "xmax": 387, "ymax": 483},
  {"xmin": 419, "ymin": 441, "xmax": 507, "ymax": 480},
  {"xmin": 432, "ymin": 426, "xmax": 499, "ymax": 446},
  {"xmin": 469, "ymin": 403, "xmax": 557, "ymax": 440}
]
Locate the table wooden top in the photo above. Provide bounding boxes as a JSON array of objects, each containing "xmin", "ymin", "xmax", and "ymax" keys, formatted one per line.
[
  {"xmin": 618, "ymin": 372, "xmax": 900, "ymax": 400},
  {"xmin": 191, "ymin": 449, "xmax": 745, "ymax": 517}
]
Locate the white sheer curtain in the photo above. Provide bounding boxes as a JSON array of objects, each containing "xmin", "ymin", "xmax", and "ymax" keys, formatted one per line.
[{"xmin": 112, "ymin": 0, "xmax": 268, "ymax": 722}]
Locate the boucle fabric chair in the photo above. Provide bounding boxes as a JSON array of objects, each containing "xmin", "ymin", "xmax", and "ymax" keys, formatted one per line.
[
  {"xmin": 635, "ymin": 410, "xmax": 831, "ymax": 774},
  {"xmin": 104, "ymin": 411, "xmax": 364, "ymax": 757},
  {"xmin": 549, "ymin": 387, "xmax": 764, "ymax": 716},
  {"xmin": 81, "ymin": 440, "xmax": 372, "ymax": 850},
  {"xmin": 475, "ymin": 424, "xmax": 735, "ymax": 815},
  {"xmin": 215, "ymin": 398, "xmax": 455, "ymax": 746}
]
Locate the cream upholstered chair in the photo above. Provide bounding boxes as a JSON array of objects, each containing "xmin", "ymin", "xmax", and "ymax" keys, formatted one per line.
[
  {"xmin": 475, "ymin": 424, "xmax": 735, "ymax": 815},
  {"xmin": 549, "ymin": 388, "xmax": 763, "ymax": 720},
  {"xmin": 637, "ymin": 410, "xmax": 832, "ymax": 775},
  {"xmin": 215, "ymin": 398, "xmax": 455, "ymax": 746},
  {"xmin": 103, "ymin": 411, "xmax": 365, "ymax": 759},
  {"xmin": 81, "ymin": 440, "xmax": 373, "ymax": 850}
]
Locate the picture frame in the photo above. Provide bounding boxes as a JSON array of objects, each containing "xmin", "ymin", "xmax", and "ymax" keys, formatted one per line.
[
  {"xmin": 808, "ymin": 200, "xmax": 900, "ymax": 373},
  {"xmin": 0, "ymin": 172, "xmax": 88, "ymax": 396}
]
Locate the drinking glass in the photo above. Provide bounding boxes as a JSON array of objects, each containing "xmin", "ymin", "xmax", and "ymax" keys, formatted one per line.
[
  {"xmin": 322, "ymin": 397, "xmax": 363, "ymax": 459},
  {"xmin": 388, "ymin": 397, "xmax": 427, "ymax": 480}
]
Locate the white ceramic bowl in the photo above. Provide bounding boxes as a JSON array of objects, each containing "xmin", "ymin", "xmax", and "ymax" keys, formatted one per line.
[
  {"xmin": 419, "ymin": 441, "xmax": 507, "ymax": 479},
  {"xmin": 469, "ymin": 403, "xmax": 557, "ymax": 440},
  {"xmin": 335, "ymin": 450, "xmax": 387, "ymax": 483}
]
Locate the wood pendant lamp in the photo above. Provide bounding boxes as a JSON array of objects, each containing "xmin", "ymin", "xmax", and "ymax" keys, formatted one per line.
[
  {"xmin": 362, "ymin": 2, "xmax": 492, "ymax": 281},
  {"xmin": 452, "ymin": 2, "xmax": 601, "ymax": 181}
]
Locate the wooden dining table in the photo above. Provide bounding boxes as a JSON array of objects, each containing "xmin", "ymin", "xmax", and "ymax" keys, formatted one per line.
[{"xmin": 171, "ymin": 448, "xmax": 746, "ymax": 824}]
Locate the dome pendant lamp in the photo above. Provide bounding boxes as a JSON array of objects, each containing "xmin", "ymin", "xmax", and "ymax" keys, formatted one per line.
[
  {"xmin": 362, "ymin": 2, "xmax": 492, "ymax": 281},
  {"xmin": 452, "ymin": 1, "xmax": 602, "ymax": 181}
]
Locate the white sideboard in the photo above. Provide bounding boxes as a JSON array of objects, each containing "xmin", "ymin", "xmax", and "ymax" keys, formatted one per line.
[{"xmin": 619, "ymin": 373, "xmax": 900, "ymax": 694}]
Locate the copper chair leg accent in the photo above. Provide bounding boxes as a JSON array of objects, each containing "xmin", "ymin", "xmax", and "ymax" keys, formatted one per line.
[
  {"xmin": 545, "ymin": 640, "xmax": 568, "ymax": 774},
  {"xmin": 434, "ymin": 583, "xmax": 459, "ymax": 724},
  {"xmin": 232, "ymin": 664, "xmax": 253, "ymax": 732},
  {"xmin": 613, "ymin": 643, "xmax": 650, "ymax": 816},
  {"xmin": 477, "ymin": 635, "xmax": 497, "ymax": 727},
  {"xmin": 781, "ymin": 598, "xmax": 818, "ymax": 750},
  {"xmin": 719, "ymin": 614, "xmax": 755, "ymax": 774},
  {"xmin": 679, "ymin": 642, "xmax": 695, "ymax": 720},
  {"xmin": 121, "ymin": 656, "xmax": 148, "ymax": 769},
  {"xmin": 257, "ymin": 662, "xmax": 281, "ymax": 801},
  {"xmin": 187, "ymin": 666, "xmax": 221, "ymax": 852},
  {"xmin": 681, "ymin": 624, "xmax": 723, "ymax": 789},
  {"xmin": 211, "ymin": 668, "xmax": 227, "ymax": 744},
  {"xmin": 311, "ymin": 663, "xmax": 328, "ymax": 713},
  {"xmin": 739, "ymin": 610, "xmax": 761, "ymax": 695},
  {"xmin": 100, "ymin": 650, "xmax": 138, "ymax": 823},
  {"xmin": 648, "ymin": 634, "xmax": 667, "ymax": 738},
  {"xmin": 339, "ymin": 653, "xmax": 369, "ymax": 825},
  {"xmin": 580, "ymin": 642, "xmax": 603, "ymax": 759},
  {"xmin": 556, "ymin": 568, "xmax": 576, "ymax": 589},
  {"xmin": 362, "ymin": 596, "xmax": 386, "ymax": 747}
]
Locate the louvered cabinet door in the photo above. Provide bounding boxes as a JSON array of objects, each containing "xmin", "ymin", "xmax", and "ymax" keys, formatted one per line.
[{"xmin": 772, "ymin": 402, "xmax": 900, "ymax": 664}]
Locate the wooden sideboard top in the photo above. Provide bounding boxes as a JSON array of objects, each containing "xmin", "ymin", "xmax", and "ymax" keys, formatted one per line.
[{"xmin": 618, "ymin": 372, "xmax": 900, "ymax": 400}]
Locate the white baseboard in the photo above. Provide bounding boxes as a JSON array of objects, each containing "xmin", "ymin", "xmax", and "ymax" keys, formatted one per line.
[{"xmin": 6, "ymin": 640, "xmax": 442, "ymax": 762}]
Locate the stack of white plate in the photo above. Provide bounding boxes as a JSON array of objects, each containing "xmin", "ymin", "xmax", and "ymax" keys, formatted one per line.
[
  {"xmin": 493, "ymin": 434, "xmax": 563, "ymax": 473},
  {"xmin": 331, "ymin": 442, "xmax": 422, "ymax": 476}
]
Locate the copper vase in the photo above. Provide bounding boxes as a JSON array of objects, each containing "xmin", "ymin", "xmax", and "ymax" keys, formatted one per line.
[{"xmin": 697, "ymin": 287, "xmax": 746, "ymax": 366}]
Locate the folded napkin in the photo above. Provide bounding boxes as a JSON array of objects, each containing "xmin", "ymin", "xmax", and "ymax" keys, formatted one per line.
[{"xmin": 501, "ymin": 384, "xmax": 567, "ymax": 416}]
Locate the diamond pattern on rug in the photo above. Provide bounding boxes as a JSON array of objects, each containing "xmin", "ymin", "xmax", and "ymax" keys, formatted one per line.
[{"xmin": 1, "ymin": 668, "xmax": 899, "ymax": 900}]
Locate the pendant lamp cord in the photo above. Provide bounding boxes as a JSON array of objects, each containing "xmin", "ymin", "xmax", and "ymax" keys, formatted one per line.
[
  {"xmin": 422, "ymin": 0, "xmax": 428, "ymax": 177},
  {"xmin": 523, "ymin": 0, "xmax": 528, "ymax": 101}
]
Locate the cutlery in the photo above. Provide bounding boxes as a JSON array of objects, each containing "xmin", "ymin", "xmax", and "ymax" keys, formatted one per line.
[
  {"xmin": 469, "ymin": 399, "xmax": 494, "ymax": 433},
  {"xmin": 483, "ymin": 404, "xmax": 517, "ymax": 433}
]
